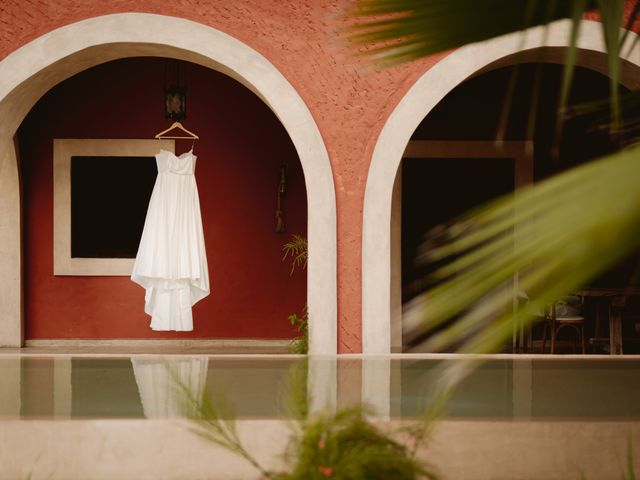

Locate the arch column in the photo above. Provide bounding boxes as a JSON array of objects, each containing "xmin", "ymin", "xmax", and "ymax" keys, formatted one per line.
[
  {"xmin": 0, "ymin": 13, "xmax": 336, "ymax": 353},
  {"xmin": 0, "ymin": 136, "xmax": 22, "ymax": 347},
  {"xmin": 362, "ymin": 19, "xmax": 640, "ymax": 353}
]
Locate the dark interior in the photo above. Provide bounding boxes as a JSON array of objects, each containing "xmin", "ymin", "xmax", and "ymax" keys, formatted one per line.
[
  {"xmin": 401, "ymin": 63, "xmax": 640, "ymax": 352},
  {"xmin": 71, "ymin": 155, "xmax": 157, "ymax": 258}
]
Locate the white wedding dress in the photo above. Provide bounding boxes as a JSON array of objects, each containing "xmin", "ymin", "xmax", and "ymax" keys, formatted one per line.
[{"xmin": 131, "ymin": 149, "xmax": 210, "ymax": 331}]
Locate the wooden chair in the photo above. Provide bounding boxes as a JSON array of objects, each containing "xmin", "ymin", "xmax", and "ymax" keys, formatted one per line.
[{"xmin": 542, "ymin": 296, "xmax": 586, "ymax": 354}]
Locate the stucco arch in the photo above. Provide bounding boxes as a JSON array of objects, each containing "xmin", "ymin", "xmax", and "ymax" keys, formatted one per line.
[
  {"xmin": 0, "ymin": 13, "xmax": 336, "ymax": 354},
  {"xmin": 362, "ymin": 19, "xmax": 640, "ymax": 353}
]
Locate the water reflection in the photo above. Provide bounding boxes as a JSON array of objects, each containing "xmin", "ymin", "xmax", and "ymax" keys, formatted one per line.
[
  {"xmin": 132, "ymin": 357, "xmax": 209, "ymax": 418},
  {"xmin": 2, "ymin": 356, "xmax": 640, "ymax": 420}
]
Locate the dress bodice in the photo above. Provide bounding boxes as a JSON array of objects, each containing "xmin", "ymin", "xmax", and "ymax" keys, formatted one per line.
[{"xmin": 156, "ymin": 149, "xmax": 197, "ymax": 175}]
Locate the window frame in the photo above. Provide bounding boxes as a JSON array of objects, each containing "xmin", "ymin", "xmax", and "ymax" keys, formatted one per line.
[{"xmin": 53, "ymin": 138, "xmax": 175, "ymax": 276}]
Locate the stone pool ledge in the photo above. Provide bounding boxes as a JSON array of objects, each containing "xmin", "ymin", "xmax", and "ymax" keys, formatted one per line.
[{"xmin": 1, "ymin": 418, "xmax": 638, "ymax": 479}]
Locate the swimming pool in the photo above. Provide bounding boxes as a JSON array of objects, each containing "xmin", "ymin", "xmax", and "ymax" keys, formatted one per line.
[
  {"xmin": 3, "ymin": 355, "xmax": 640, "ymax": 419},
  {"xmin": 1, "ymin": 354, "xmax": 639, "ymax": 479}
]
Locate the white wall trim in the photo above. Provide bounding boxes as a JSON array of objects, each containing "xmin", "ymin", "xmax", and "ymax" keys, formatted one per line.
[
  {"xmin": 0, "ymin": 13, "xmax": 336, "ymax": 352},
  {"xmin": 362, "ymin": 19, "xmax": 640, "ymax": 353}
]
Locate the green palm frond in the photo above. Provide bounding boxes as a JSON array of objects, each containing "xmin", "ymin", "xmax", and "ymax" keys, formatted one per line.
[
  {"xmin": 555, "ymin": 0, "xmax": 589, "ymax": 146},
  {"xmin": 347, "ymin": 0, "xmax": 638, "ymax": 364},
  {"xmin": 283, "ymin": 234, "xmax": 308, "ymax": 275},
  {"xmin": 348, "ymin": 0, "xmax": 596, "ymax": 64},
  {"xmin": 563, "ymin": 90, "xmax": 640, "ymax": 146},
  {"xmin": 404, "ymin": 145, "xmax": 640, "ymax": 355},
  {"xmin": 348, "ymin": 0, "xmax": 630, "ymax": 147},
  {"xmin": 596, "ymin": 0, "xmax": 625, "ymax": 131}
]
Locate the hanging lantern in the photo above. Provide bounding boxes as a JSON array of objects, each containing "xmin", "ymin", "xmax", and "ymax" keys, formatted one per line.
[
  {"xmin": 163, "ymin": 59, "xmax": 187, "ymax": 121},
  {"xmin": 164, "ymin": 84, "xmax": 186, "ymax": 121}
]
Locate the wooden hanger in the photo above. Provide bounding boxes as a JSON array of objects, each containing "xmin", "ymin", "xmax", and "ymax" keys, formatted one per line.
[{"xmin": 154, "ymin": 121, "xmax": 199, "ymax": 140}]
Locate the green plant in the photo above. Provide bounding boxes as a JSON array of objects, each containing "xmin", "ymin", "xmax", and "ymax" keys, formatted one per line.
[
  {"xmin": 177, "ymin": 360, "xmax": 438, "ymax": 480},
  {"xmin": 348, "ymin": 0, "xmax": 629, "ymax": 133},
  {"xmin": 282, "ymin": 234, "xmax": 308, "ymax": 275},
  {"xmin": 283, "ymin": 234, "xmax": 309, "ymax": 354},
  {"xmin": 288, "ymin": 307, "xmax": 309, "ymax": 354},
  {"xmin": 280, "ymin": 406, "xmax": 437, "ymax": 480}
]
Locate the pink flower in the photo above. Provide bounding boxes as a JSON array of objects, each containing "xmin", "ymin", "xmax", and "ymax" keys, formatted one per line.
[
  {"xmin": 318, "ymin": 438, "xmax": 326, "ymax": 449},
  {"xmin": 405, "ymin": 433, "xmax": 418, "ymax": 448},
  {"xmin": 318, "ymin": 465, "xmax": 333, "ymax": 477}
]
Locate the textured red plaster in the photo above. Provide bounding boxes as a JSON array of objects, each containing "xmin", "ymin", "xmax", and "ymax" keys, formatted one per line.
[{"xmin": 585, "ymin": 1, "xmax": 640, "ymax": 32}]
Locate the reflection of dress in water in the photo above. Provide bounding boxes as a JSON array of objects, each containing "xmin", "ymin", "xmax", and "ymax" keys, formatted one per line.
[
  {"xmin": 131, "ymin": 149, "xmax": 210, "ymax": 331},
  {"xmin": 131, "ymin": 357, "xmax": 209, "ymax": 418}
]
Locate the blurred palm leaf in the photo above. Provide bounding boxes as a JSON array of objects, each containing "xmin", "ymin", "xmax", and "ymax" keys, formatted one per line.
[
  {"xmin": 595, "ymin": 0, "xmax": 624, "ymax": 132},
  {"xmin": 403, "ymin": 144, "xmax": 640, "ymax": 354},
  {"xmin": 348, "ymin": 0, "xmax": 640, "ymax": 360},
  {"xmin": 565, "ymin": 90, "xmax": 640, "ymax": 145},
  {"xmin": 349, "ymin": 0, "xmax": 629, "ymax": 149},
  {"xmin": 348, "ymin": 0, "xmax": 596, "ymax": 64}
]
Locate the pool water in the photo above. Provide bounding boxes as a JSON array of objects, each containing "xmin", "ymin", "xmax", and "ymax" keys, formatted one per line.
[{"xmin": 3, "ymin": 355, "xmax": 639, "ymax": 420}]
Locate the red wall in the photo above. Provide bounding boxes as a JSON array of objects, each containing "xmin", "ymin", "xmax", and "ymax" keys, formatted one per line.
[{"xmin": 18, "ymin": 57, "xmax": 307, "ymax": 339}]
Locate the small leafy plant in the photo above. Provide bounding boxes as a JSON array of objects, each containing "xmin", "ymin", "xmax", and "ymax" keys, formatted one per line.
[
  {"xmin": 282, "ymin": 234, "xmax": 308, "ymax": 275},
  {"xmin": 283, "ymin": 234, "xmax": 308, "ymax": 354},
  {"xmin": 178, "ymin": 360, "xmax": 438, "ymax": 480},
  {"xmin": 279, "ymin": 406, "xmax": 437, "ymax": 480},
  {"xmin": 288, "ymin": 308, "xmax": 309, "ymax": 355}
]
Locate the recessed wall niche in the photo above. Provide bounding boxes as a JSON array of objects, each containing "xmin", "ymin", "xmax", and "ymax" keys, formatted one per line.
[{"xmin": 53, "ymin": 139, "xmax": 174, "ymax": 276}]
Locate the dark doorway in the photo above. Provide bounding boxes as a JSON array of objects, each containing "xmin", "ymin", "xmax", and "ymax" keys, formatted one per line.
[
  {"xmin": 401, "ymin": 157, "xmax": 514, "ymax": 304},
  {"xmin": 401, "ymin": 63, "xmax": 640, "ymax": 352}
]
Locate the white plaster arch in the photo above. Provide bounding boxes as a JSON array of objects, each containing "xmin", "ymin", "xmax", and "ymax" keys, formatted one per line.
[
  {"xmin": 0, "ymin": 13, "xmax": 336, "ymax": 353},
  {"xmin": 362, "ymin": 19, "xmax": 640, "ymax": 353}
]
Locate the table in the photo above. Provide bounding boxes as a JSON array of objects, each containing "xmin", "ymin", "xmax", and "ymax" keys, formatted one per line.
[{"xmin": 576, "ymin": 288, "xmax": 640, "ymax": 354}]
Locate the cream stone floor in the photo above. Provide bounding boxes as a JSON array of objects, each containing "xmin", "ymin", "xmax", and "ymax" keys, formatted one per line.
[{"xmin": 0, "ymin": 418, "xmax": 638, "ymax": 480}]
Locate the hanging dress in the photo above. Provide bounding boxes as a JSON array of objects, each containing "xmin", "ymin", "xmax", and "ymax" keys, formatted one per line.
[{"xmin": 131, "ymin": 149, "xmax": 210, "ymax": 331}]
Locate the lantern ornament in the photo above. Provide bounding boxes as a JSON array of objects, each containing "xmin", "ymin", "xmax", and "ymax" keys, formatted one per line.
[{"xmin": 164, "ymin": 84, "xmax": 186, "ymax": 121}]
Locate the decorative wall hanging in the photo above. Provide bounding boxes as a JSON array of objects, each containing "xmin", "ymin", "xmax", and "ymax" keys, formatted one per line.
[
  {"xmin": 275, "ymin": 162, "xmax": 288, "ymax": 233},
  {"xmin": 164, "ymin": 85, "xmax": 186, "ymax": 121},
  {"xmin": 164, "ymin": 59, "xmax": 187, "ymax": 121}
]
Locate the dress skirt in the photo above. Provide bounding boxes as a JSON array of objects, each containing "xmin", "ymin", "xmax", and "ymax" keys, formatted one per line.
[{"xmin": 131, "ymin": 149, "xmax": 210, "ymax": 331}]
